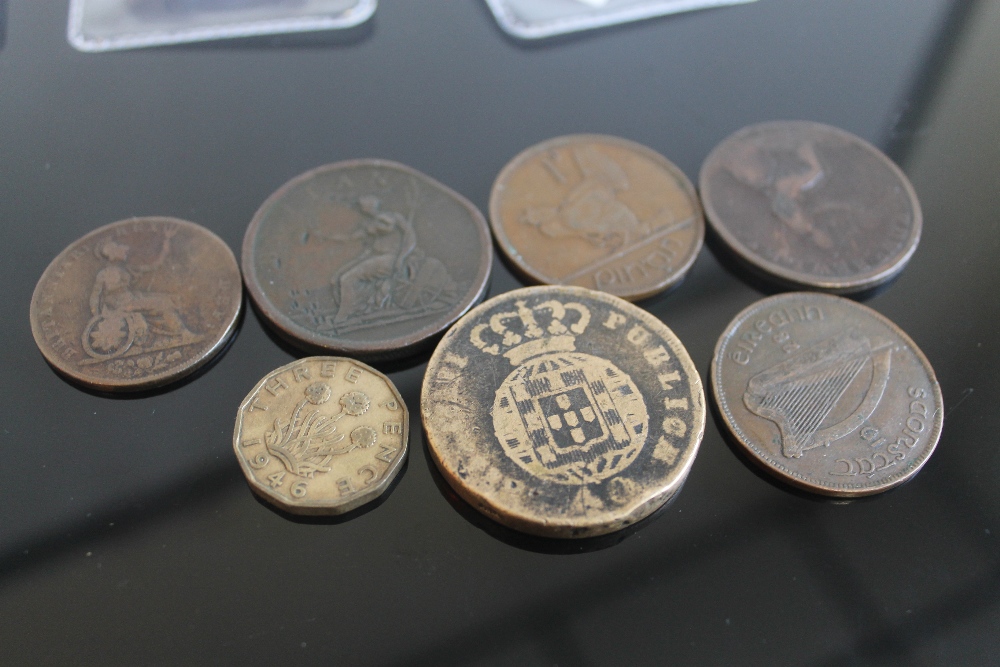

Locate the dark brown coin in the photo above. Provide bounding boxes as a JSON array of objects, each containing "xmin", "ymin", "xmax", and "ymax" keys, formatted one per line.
[
  {"xmin": 422, "ymin": 285, "xmax": 706, "ymax": 538},
  {"xmin": 30, "ymin": 217, "xmax": 242, "ymax": 392},
  {"xmin": 489, "ymin": 135, "xmax": 704, "ymax": 301},
  {"xmin": 699, "ymin": 121, "xmax": 921, "ymax": 292},
  {"xmin": 242, "ymin": 160, "xmax": 493, "ymax": 360},
  {"xmin": 711, "ymin": 292, "xmax": 942, "ymax": 496},
  {"xmin": 234, "ymin": 357, "xmax": 408, "ymax": 515}
]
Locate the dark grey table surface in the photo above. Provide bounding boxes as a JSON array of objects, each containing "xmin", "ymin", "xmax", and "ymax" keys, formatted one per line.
[{"xmin": 2, "ymin": 1, "xmax": 998, "ymax": 664}]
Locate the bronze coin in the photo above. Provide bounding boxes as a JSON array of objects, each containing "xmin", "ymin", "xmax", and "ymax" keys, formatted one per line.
[
  {"xmin": 30, "ymin": 217, "xmax": 242, "ymax": 391},
  {"xmin": 233, "ymin": 357, "xmax": 408, "ymax": 515},
  {"xmin": 489, "ymin": 134, "xmax": 704, "ymax": 301},
  {"xmin": 421, "ymin": 285, "xmax": 706, "ymax": 538},
  {"xmin": 242, "ymin": 160, "xmax": 493, "ymax": 360},
  {"xmin": 711, "ymin": 292, "xmax": 943, "ymax": 496},
  {"xmin": 699, "ymin": 121, "xmax": 922, "ymax": 293}
]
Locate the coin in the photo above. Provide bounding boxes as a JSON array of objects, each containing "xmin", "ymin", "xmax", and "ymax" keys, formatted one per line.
[
  {"xmin": 242, "ymin": 160, "xmax": 493, "ymax": 360},
  {"xmin": 699, "ymin": 121, "xmax": 922, "ymax": 292},
  {"xmin": 233, "ymin": 357, "xmax": 408, "ymax": 515},
  {"xmin": 30, "ymin": 217, "xmax": 242, "ymax": 392},
  {"xmin": 489, "ymin": 135, "xmax": 704, "ymax": 301},
  {"xmin": 421, "ymin": 285, "xmax": 706, "ymax": 538},
  {"xmin": 711, "ymin": 292, "xmax": 942, "ymax": 496}
]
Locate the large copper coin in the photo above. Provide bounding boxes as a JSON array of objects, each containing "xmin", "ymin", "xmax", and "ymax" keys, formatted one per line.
[
  {"xmin": 234, "ymin": 357, "xmax": 408, "ymax": 515},
  {"xmin": 489, "ymin": 135, "xmax": 704, "ymax": 301},
  {"xmin": 30, "ymin": 217, "xmax": 242, "ymax": 391},
  {"xmin": 699, "ymin": 121, "xmax": 922, "ymax": 292},
  {"xmin": 422, "ymin": 286, "xmax": 706, "ymax": 538},
  {"xmin": 243, "ymin": 160, "xmax": 493, "ymax": 360},
  {"xmin": 711, "ymin": 292, "xmax": 942, "ymax": 496}
]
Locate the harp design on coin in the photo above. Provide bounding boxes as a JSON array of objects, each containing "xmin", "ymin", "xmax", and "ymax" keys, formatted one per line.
[
  {"xmin": 743, "ymin": 332, "xmax": 892, "ymax": 458},
  {"xmin": 474, "ymin": 298, "xmax": 649, "ymax": 485}
]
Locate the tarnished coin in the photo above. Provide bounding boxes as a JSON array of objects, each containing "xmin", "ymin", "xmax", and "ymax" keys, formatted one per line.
[
  {"xmin": 711, "ymin": 292, "xmax": 942, "ymax": 496},
  {"xmin": 489, "ymin": 135, "xmax": 704, "ymax": 301},
  {"xmin": 30, "ymin": 217, "xmax": 242, "ymax": 391},
  {"xmin": 243, "ymin": 160, "xmax": 493, "ymax": 360},
  {"xmin": 233, "ymin": 357, "xmax": 408, "ymax": 515},
  {"xmin": 421, "ymin": 286, "xmax": 706, "ymax": 538},
  {"xmin": 699, "ymin": 121, "xmax": 922, "ymax": 292}
]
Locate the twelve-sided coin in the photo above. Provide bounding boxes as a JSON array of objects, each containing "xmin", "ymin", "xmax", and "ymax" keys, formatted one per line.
[
  {"xmin": 243, "ymin": 160, "xmax": 493, "ymax": 361},
  {"xmin": 699, "ymin": 121, "xmax": 921, "ymax": 292},
  {"xmin": 490, "ymin": 135, "xmax": 704, "ymax": 301},
  {"xmin": 711, "ymin": 292, "xmax": 942, "ymax": 496},
  {"xmin": 422, "ymin": 285, "xmax": 705, "ymax": 538},
  {"xmin": 234, "ymin": 357, "xmax": 408, "ymax": 515},
  {"xmin": 30, "ymin": 217, "xmax": 242, "ymax": 391}
]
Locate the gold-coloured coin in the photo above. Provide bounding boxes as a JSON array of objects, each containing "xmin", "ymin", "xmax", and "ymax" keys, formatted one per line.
[
  {"xmin": 233, "ymin": 357, "xmax": 408, "ymax": 515},
  {"xmin": 421, "ymin": 286, "xmax": 706, "ymax": 538}
]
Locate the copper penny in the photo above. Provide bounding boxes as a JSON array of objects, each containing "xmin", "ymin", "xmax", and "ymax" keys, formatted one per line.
[
  {"xmin": 711, "ymin": 292, "xmax": 943, "ymax": 496},
  {"xmin": 242, "ymin": 160, "xmax": 493, "ymax": 360},
  {"xmin": 30, "ymin": 217, "xmax": 242, "ymax": 391},
  {"xmin": 489, "ymin": 135, "xmax": 704, "ymax": 301},
  {"xmin": 699, "ymin": 121, "xmax": 922, "ymax": 292},
  {"xmin": 421, "ymin": 285, "xmax": 706, "ymax": 538},
  {"xmin": 233, "ymin": 357, "xmax": 408, "ymax": 515}
]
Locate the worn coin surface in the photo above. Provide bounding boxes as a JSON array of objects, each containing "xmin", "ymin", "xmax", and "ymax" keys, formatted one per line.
[
  {"xmin": 30, "ymin": 217, "xmax": 242, "ymax": 391},
  {"xmin": 490, "ymin": 135, "xmax": 704, "ymax": 301},
  {"xmin": 712, "ymin": 292, "xmax": 942, "ymax": 496},
  {"xmin": 234, "ymin": 357, "xmax": 408, "ymax": 515},
  {"xmin": 243, "ymin": 160, "xmax": 493, "ymax": 360},
  {"xmin": 699, "ymin": 121, "xmax": 921, "ymax": 292},
  {"xmin": 422, "ymin": 285, "xmax": 705, "ymax": 538}
]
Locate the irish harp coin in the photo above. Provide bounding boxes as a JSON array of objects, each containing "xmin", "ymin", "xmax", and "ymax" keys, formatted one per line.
[
  {"xmin": 711, "ymin": 292, "xmax": 942, "ymax": 496},
  {"xmin": 699, "ymin": 121, "xmax": 922, "ymax": 293},
  {"xmin": 243, "ymin": 160, "xmax": 493, "ymax": 361},
  {"xmin": 422, "ymin": 285, "xmax": 706, "ymax": 538},
  {"xmin": 30, "ymin": 217, "xmax": 242, "ymax": 392},
  {"xmin": 489, "ymin": 135, "xmax": 704, "ymax": 301},
  {"xmin": 234, "ymin": 357, "xmax": 408, "ymax": 515}
]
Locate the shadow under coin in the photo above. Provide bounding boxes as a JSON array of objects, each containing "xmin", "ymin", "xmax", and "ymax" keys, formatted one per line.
[
  {"xmin": 421, "ymin": 428, "xmax": 679, "ymax": 554},
  {"xmin": 706, "ymin": 368, "xmax": 889, "ymax": 506},
  {"xmin": 246, "ymin": 453, "xmax": 408, "ymax": 525},
  {"xmin": 41, "ymin": 298, "xmax": 245, "ymax": 399}
]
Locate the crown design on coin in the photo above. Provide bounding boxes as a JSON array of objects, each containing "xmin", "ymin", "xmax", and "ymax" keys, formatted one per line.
[{"xmin": 470, "ymin": 299, "xmax": 591, "ymax": 366}]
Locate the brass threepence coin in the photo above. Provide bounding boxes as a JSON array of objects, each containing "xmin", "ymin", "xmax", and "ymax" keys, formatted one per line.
[
  {"xmin": 699, "ymin": 121, "xmax": 922, "ymax": 292},
  {"xmin": 422, "ymin": 286, "xmax": 706, "ymax": 538},
  {"xmin": 234, "ymin": 357, "xmax": 408, "ymax": 515},
  {"xmin": 243, "ymin": 160, "xmax": 493, "ymax": 360},
  {"xmin": 30, "ymin": 217, "xmax": 242, "ymax": 391},
  {"xmin": 711, "ymin": 292, "xmax": 942, "ymax": 496},
  {"xmin": 489, "ymin": 134, "xmax": 704, "ymax": 301}
]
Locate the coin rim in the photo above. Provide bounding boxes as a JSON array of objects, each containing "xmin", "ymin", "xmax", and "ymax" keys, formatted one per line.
[
  {"xmin": 710, "ymin": 292, "xmax": 943, "ymax": 497},
  {"xmin": 421, "ymin": 285, "xmax": 706, "ymax": 537},
  {"xmin": 242, "ymin": 159, "xmax": 493, "ymax": 361},
  {"xmin": 489, "ymin": 134, "xmax": 705, "ymax": 302},
  {"xmin": 29, "ymin": 216, "xmax": 243, "ymax": 392},
  {"xmin": 233, "ymin": 356, "xmax": 409, "ymax": 515},
  {"xmin": 698, "ymin": 120, "xmax": 922, "ymax": 293}
]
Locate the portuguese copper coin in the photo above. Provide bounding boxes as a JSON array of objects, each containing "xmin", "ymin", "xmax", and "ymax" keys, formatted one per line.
[
  {"xmin": 699, "ymin": 121, "xmax": 922, "ymax": 292},
  {"xmin": 421, "ymin": 285, "xmax": 706, "ymax": 538},
  {"xmin": 711, "ymin": 292, "xmax": 942, "ymax": 496},
  {"xmin": 30, "ymin": 217, "xmax": 242, "ymax": 391},
  {"xmin": 243, "ymin": 160, "xmax": 493, "ymax": 360},
  {"xmin": 489, "ymin": 134, "xmax": 704, "ymax": 301},
  {"xmin": 234, "ymin": 357, "xmax": 408, "ymax": 515}
]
